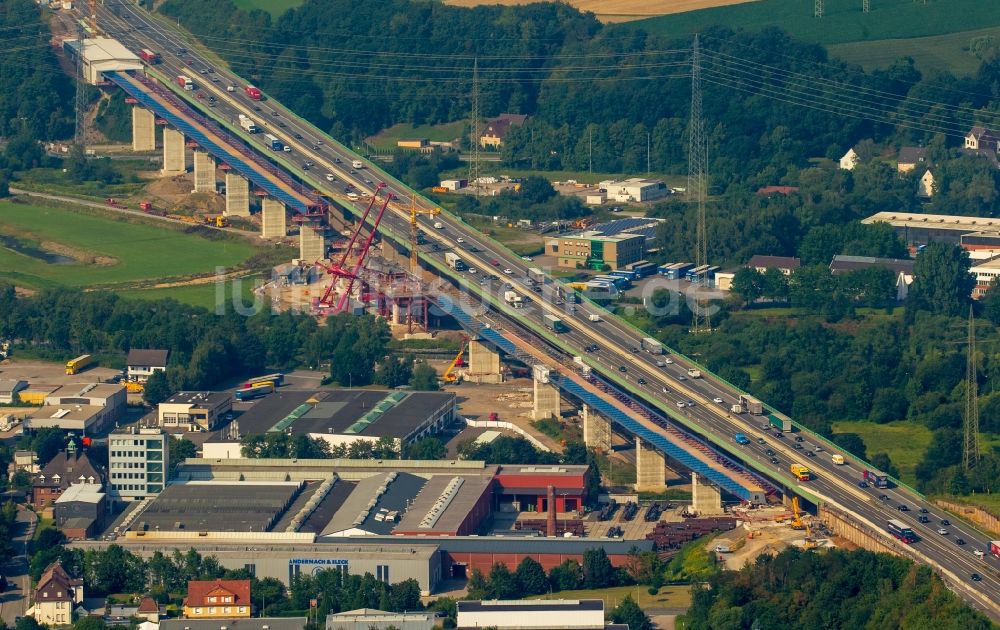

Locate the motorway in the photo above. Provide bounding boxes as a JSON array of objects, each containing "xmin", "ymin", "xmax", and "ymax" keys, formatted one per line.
[{"xmin": 93, "ymin": 1, "xmax": 1000, "ymax": 618}]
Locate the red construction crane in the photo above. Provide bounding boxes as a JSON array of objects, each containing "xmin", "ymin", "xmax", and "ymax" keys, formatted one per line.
[{"xmin": 315, "ymin": 183, "xmax": 393, "ymax": 312}]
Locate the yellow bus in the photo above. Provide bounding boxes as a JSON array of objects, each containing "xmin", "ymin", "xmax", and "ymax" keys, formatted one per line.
[{"xmin": 65, "ymin": 354, "xmax": 93, "ymax": 375}]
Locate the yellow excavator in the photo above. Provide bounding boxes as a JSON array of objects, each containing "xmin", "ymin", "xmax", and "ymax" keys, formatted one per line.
[
  {"xmin": 789, "ymin": 497, "xmax": 806, "ymax": 530},
  {"xmin": 441, "ymin": 339, "xmax": 468, "ymax": 383}
]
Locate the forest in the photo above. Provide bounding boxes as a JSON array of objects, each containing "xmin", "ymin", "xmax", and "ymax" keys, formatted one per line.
[{"xmin": 685, "ymin": 548, "xmax": 993, "ymax": 629}]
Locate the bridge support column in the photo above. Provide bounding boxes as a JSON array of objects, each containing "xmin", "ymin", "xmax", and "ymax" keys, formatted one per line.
[
  {"xmin": 582, "ymin": 404, "xmax": 611, "ymax": 451},
  {"xmin": 193, "ymin": 150, "xmax": 216, "ymax": 193},
  {"xmin": 131, "ymin": 107, "xmax": 155, "ymax": 152},
  {"xmin": 299, "ymin": 224, "xmax": 326, "ymax": 263},
  {"xmin": 261, "ymin": 198, "xmax": 286, "ymax": 239},
  {"xmin": 691, "ymin": 472, "xmax": 723, "ymax": 515},
  {"xmin": 635, "ymin": 438, "xmax": 666, "ymax": 492},
  {"xmin": 532, "ymin": 366, "xmax": 561, "ymax": 421},
  {"xmin": 161, "ymin": 128, "xmax": 185, "ymax": 175},
  {"xmin": 466, "ymin": 339, "xmax": 503, "ymax": 384},
  {"xmin": 224, "ymin": 172, "xmax": 250, "ymax": 217}
]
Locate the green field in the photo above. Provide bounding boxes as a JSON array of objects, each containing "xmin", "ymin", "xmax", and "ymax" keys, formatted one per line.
[
  {"xmin": 231, "ymin": 0, "xmax": 303, "ymax": 17},
  {"xmin": 0, "ymin": 200, "xmax": 257, "ymax": 292},
  {"xmin": 628, "ymin": 0, "xmax": 1000, "ymax": 47},
  {"xmin": 367, "ymin": 121, "xmax": 466, "ymax": 151},
  {"xmin": 117, "ymin": 276, "xmax": 262, "ymax": 311},
  {"xmin": 832, "ymin": 420, "xmax": 932, "ymax": 486},
  {"xmin": 829, "ymin": 26, "xmax": 1000, "ymax": 76}
]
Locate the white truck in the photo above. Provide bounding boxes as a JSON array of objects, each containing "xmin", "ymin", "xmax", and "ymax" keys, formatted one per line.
[
  {"xmin": 687, "ymin": 368, "xmax": 702, "ymax": 378},
  {"xmin": 588, "ymin": 313, "xmax": 601, "ymax": 322},
  {"xmin": 352, "ymin": 159, "xmax": 364, "ymax": 169},
  {"xmin": 832, "ymin": 454, "xmax": 845, "ymax": 465},
  {"xmin": 504, "ymin": 290, "xmax": 524, "ymax": 308},
  {"xmin": 238, "ymin": 114, "xmax": 258, "ymax": 133},
  {"xmin": 445, "ymin": 252, "xmax": 466, "ymax": 271}
]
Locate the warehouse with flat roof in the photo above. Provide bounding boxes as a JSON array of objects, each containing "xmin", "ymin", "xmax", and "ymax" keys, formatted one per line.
[{"xmin": 203, "ymin": 389, "xmax": 456, "ymax": 457}]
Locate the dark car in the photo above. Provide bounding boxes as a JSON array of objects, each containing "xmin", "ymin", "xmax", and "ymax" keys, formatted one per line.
[
  {"xmin": 757, "ymin": 438, "xmax": 766, "ymax": 445},
  {"xmin": 793, "ymin": 443, "xmax": 803, "ymax": 450},
  {"xmin": 618, "ymin": 366, "xmax": 627, "ymax": 373},
  {"xmin": 919, "ymin": 507, "xmax": 928, "ymax": 514},
  {"xmin": 858, "ymin": 481, "xmax": 869, "ymax": 488},
  {"xmin": 941, "ymin": 519, "xmax": 951, "ymax": 526},
  {"xmin": 637, "ymin": 378, "xmax": 647, "ymax": 385},
  {"xmin": 775, "ymin": 432, "xmax": 785, "ymax": 440},
  {"xmin": 918, "ymin": 515, "xmax": 930, "ymax": 523},
  {"xmin": 805, "ymin": 450, "xmax": 815, "ymax": 457},
  {"xmin": 971, "ymin": 573, "xmax": 982, "ymax": 582},
  {"xmin": 294, "ymin": 133, "xmax": 302, "ymax": 139},
  {"xmin": 770, "ymin": 457, "xmax": 780, "ymax": 465},
  {"xmin": 765, "ymin": 449, "xmax": 775, "ymax": 456},
  {"xmin": 956, "ymin": 538, "xmax": 966, "ymax": 545},
  {"xmin": 178, "ymin": 48, "xmax": 188, "ymax": 55},
  {"xmin": 253, "ymin": 106, "xmax": 261, "ymax": 112},
  {"xmin": 795, "ymin": 435, "xmax": 804, "ymax": 442},
  {"xmin": 897, "ymin": 505, "xmax": 909, "ymax": 512}
]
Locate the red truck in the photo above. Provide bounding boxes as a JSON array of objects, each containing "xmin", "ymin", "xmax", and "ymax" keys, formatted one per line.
[
  {"xmin": 245, "ymin": 85, "xmax": 262, "ymax": 100},
  {"xmin": 176, "ymin": 75, "xmax": 194, "ymax": 91},
  {"xmin": 139, "ymin": 48, "xmax": 160, "ymax": 64},
  {"xmin": 990, "ymin": 540, "xmax": 1000, "ymax": 558}
]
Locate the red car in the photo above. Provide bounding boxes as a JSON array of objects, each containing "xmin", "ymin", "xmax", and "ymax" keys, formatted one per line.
[{"xmin": 490, "ymin": 259, "xmax": 500, "ymax": 267}]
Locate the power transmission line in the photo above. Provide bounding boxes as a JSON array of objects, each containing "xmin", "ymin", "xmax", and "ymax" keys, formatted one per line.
[
  {"xmin": 815, "ymin": 0, "xmax": 824, "ymax": 18},
  {"xmin": 964, "ymin": 305, "xmax": 981, "ymax": 471},
  {"xmin": 688, "ymin": 34, "xmax": 710, "ymax": 334},
  {"xmin": 468, "ymin": 57, "xmax": 481, "ymax": 196},
  {"xmin": 863, "ymin": 0, "xmax": 871, "ymax": 13}
]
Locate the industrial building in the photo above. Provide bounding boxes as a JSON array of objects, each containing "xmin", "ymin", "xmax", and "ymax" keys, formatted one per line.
[
  {"xmin": 162, "ymin": 620, "xmax": 306, "ymax": 630},
  {"xmin": 62, "ymin": 37, "xmax": 142, "ymax": 85},
  {"xmin": 108, "ymin": 427, "xmax": 169, "ymax": 501},
  {"xmin": 157, "ymin": 391, "xmax": 232, "ymax": 432},
  {"xmin": 456, "ymin": 599, "xmax": 626, "ymax": 630},
  {"xmin": 53, "ymin": 483, "xmax": 106, "ymax": 539},
  {"xmin": 829, "ymin": 255, "xmax": 915, "ymax": 301},
  {"xmin": 747, "ymin": 255, "xmax": 801, "ymax": 275},
  {"xmin": 599, "ymin": 177, "xmax": 671, "ymax": 203},
  {"xmin": 545, "ymin": 231, "xmax": 645, "ymax": 271},
  {"xmin": 0, "ymin": 379, "xmax": 27, "ymax": 404},
  {"xmin": 26, "ymin": 383, "xmax": 125, "ymax": 434},
  {"xmin": 327, "ymin": 608, "xmax": 434, "ymax": 630},
  {"xmin": 863, "ymin": 211, "xmax": 1000, "ymax": 249},
  {"xmin": 203, "ymin": 389, "xmax": 456, "ymax": 457}
]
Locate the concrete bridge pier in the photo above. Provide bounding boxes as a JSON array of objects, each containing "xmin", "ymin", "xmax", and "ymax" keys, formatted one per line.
[
  {"xmin": 635, "ymin": 438, "xmax": 667, "ymax": 492},
  {"xmin": 582, "ymin": 404, "xmax": 611, "ymax": 452},
  {"xmin": 299, "ymin": 224, "xmax": 326, "ymax": 262},
  {"xmin": 532, "ymin": 365, "xmax": 561, "ymax": 421},
  {"xmin": 465, "ymin": 339, "xmax": 503, "ymax": 384},
  {"xmin": 691, "ymin": 472, "xmax": 723, "ymax": 515},
  {"xmin": 161, "ymin": 128, "xmax": 186, "ymax": 175},
  {"xmin": 193, "ymin": 150, "xmax": 216, "ymax": 193},
  {"xmin": 131, "ymin": 107, "xmax": 155, "ymax": 152},
  {"xmin": 261, "ymin": 198, "xmax": 287, "ymax": 239},
  {"xmin": 224, "ymin": 172, "xmax": 250, "ymax": 217}
]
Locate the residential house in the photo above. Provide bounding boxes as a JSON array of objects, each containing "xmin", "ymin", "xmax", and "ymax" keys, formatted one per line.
[
  {"xmin": 829, "ymin": 255, "xmax": 915, "ymax": 300},
  {"xmin": 746, "ymin": 255, "xmax": 801, "ymax": 276},
  {"xmin": 918, "ymin": 169, "xmax": 936, "ymax": 198},
  {"xmin": 480, "ymin": 113, "xmax": 527, "ymax": 149},
  {"xmin": 136, "ymin": 597, "xmax": 161, "ymax": 623},
  {"xmin": 28, "ymin": 561, "xmax": 84, "ymax": 626},
  {"xmin": 965, "ymin": 126, "xmax": 1000, "ymax": 153},
  {"xmin": 126, "ymin": 349, "xmax": 169, "ymax": 384},
  {"xmin": 839, "ymin": 147, "xmax": 859, "ymax": 170},
  {"xmin": 33, "ymin": 445, "xmax": 103, "ymax": 511},
  {"xmin": 183, "ymin": 579, "xmax": 251, "ymax": 619},
  {"xmin": 897, "ymin": 146, "xmax": 927, "ymax": 174}
]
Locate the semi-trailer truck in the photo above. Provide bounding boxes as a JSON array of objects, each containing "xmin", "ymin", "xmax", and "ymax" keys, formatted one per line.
[
  {"xmin": 863, "ymin": 469, "xmax": 891, "ymax": 488},
  {"xmin": 544, "ymin": 314, "xmax": 568, "ymax": 333},
  {"xmin": 445, "ymin": 252, "xmax": 466, "ymax": 271},
  {"xmin": 263, "ymin": 134, "xmax": 282, "ymax": 151},
  {"xmin": 989, "ymin": 540, "xmax": 1000, "ymax": 558},
  {"xmin": 739, "ymin": 394, "xmax": 764, "ymax": 415},
  {"xmin": 176, "ymin": 75, "xmax": 194, "ymax": 90},
  {"xmin": 238, "ymin": 114, "xmax": 258, "ymax": 133},
  {"xmin": 527, "ymin": 267, "xmax": 546, "ymax": 285},
  {"xmin": 65, "ymin": 354, "xmax": 93, "ymax": 375},
  {"xmin": 768, "ymin": 413, "xmax": 793, "ymax": 432},
  {"xmin": 641, "ymin": 337, "xmax": 664, "ymax": 354},
  {"xmin": 245, "ymin": 85, "xmax": 262, "ymax": 100},
  {"xmin": 139, "ymin": 48, "xmax": 160, "ymax": 64}
]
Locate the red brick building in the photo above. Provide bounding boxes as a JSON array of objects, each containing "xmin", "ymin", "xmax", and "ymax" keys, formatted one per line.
[
  {"xmin": 32, "ymin": 448, "xmax": 103, "ymax": 512},
  {"xmin": 494, "ymin": 465, "xmax": 589, "ymax": 514}
]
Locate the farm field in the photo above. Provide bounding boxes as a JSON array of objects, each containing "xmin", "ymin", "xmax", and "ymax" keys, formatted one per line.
[
  {"xmin": 117, "ymin": 277, "xmax": 261, "ymax": 311},
  {"xmin": 231, "ymin": 0, "xmax": 303, "ymax": 17},
  {"xmin": 627, "ymin": 0, "xmax": 1000, "ymax": 46},
  {"xmin": 0, "ymin": 200, "xmax": 257, "ymax": 292},
  {"xmin": 829, "ymin": 26, "xmax": 1000, "ymax": 76},
  {"xmin": 831, "ymin": 420, "xmax": 932, "ymax": 487},
  {"xmin": 443, "ymin": 0, "xmax": 757, "ymax": 22}
]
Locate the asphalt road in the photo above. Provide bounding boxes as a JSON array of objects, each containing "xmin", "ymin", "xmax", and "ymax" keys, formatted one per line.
[
  {"xmin": 93, "ymin": 2, "xmax": 1000, "ymax": 619},
  {"xmin": 0, "ymin": 509, "xmax": 37, "ymax": 627}
]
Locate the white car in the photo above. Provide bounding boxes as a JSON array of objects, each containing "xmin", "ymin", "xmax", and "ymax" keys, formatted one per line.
[
  {"xmin": 521, "ymin": 256, "xmax": 532, "ymax": 261},
  {"xmin": 457, "ymin": 237, "xmax": 465, "ymax": 243},
  {"xmin": 467, "ymin": 268, "xmax": 477, "ymax": 275},
  {"xmin": 974, "ymin": 549, "xmax": 985, "ymax": 558},
  {"xmin": 325, "ymin": 173, "xmax": 335, "ymax": 181},
  {"xmin": 665, "ymin": 358, "xmax": 674, "ymax": 364},
  {"xmin": 713, "ymin": 397, "xmax": 724, "ymax": 404},
  {"xmin": 503, "ymin": 268, "xmax": 513, "ymax": 275},
  {"xmin": 937, "ymin": 528, "xmax": 949, "ymax": 535}
]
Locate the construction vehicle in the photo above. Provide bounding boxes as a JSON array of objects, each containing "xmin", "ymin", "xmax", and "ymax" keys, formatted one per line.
[
  {"xmin": 105, "ymin": 198, "xmax": 128, "ymax": 210},
  {"xmin": 125, "ymin": 381, "xmax": 144, "ymax": 394},
  {"xmin": 789, "ymin": 497, "xmax": 806, "ymax": 530},
  {"xmin": 204, "ymin": 216, "xmax": 228, "ymax": 228},
  {"xmin": 442, "ymin": 339, "xmax": 468, "ymax": 383}
]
